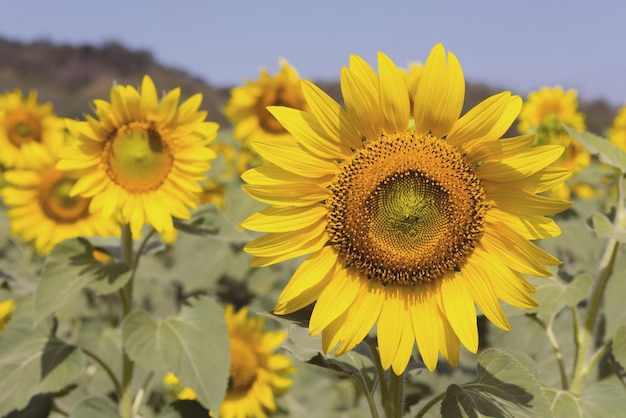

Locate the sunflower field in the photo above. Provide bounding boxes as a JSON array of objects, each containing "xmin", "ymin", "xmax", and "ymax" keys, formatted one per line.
[{"xmin": 1, "ymin": 42, "xmax": 626, "ymax": 418}]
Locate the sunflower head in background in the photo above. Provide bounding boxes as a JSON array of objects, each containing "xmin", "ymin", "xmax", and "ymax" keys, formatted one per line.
[
  {"xmin": 609, "ymin": 104, "xmax": 626, "ymax": 151},
  {"xmin": 2, "ymin": 144, "xmax": 119, "ymax": 255},
  {"xmin": 518, "ymin": 86, "xmax": 590, "ymax": 199},
  {"xmin": 164, "ymin": 304, "xmax": 295, "ymax": 418},
  {"xmin": 225, "ymin": 59, "xmax": 308, "ymax": 173},
  {"xmin": 56, "ymin": 75, "xmax": 219, "ymax": 238},
  {"xmin": 0, "ymin": 89, "xmax": 64, "ymax": 169},
  {"xmin": 241, "ymin": 44, "xmax": 571, "ymax": 374}
]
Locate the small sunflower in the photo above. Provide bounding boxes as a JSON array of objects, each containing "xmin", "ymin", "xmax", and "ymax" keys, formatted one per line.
[
  {"xmin": 164, "ymin": 304, "xmax": 294, "ymax": 418},
  {"xmin": 0, "ymin": 299, "xmax": 14, "ymax": 332},
  {"xmin": 56, "ymin": 76, "xmax": 218, "ymax": 237},
  {"xmin": 0, "ymin": 89, "xmax": 64, "ymax": 169},
  {"xmin": 518, "ymin": 86, "xmax": 590, "ymax": 199},
  {"xmin": 225, "ymin": 60, "xmax": 308, "ymax": 173},
  {"xmin": 608, "ymin": 104, "xmax": 626, "ymax": 151},
  {"xmin": 241, "ymin": 44, "xmax": 571, "ymax": 374},
  {"xmin": 2, "ymin": 145, "xmax": 118, "ymax": 255}
]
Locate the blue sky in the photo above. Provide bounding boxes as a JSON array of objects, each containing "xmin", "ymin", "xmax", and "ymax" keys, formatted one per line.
[{"xmin": 2, "ymin": 0, "xmax": 625, "ymax": 105}]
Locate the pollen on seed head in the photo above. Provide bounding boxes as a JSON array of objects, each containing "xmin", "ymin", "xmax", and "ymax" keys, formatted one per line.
[{"xmin": 327, "ymin": 131, "xmax": 486, "ymax": 286}]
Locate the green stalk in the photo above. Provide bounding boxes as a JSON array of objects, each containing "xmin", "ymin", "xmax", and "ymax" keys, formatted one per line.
[
  {"xmin": 570, "ymin": 174, "xmax": 624, "ymax": 394},
  {"xmin": 119, "ymin": 224, "xmax": 135, "ymax": 418},
  {"xmin": 388, "ymin": 370, "xmax": 405, "ymax": 418},
  {"xmin": 367, "ymin": 339, "xmax": 391, "ymax": 417},
  {"xmin": 527, "ymin": 314, "xmax": 568, "ymax": 390}
]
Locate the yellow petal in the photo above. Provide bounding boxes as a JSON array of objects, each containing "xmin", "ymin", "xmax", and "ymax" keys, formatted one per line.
[
  {"xmin": 377, "ymin": 286, "xmax": 405, "ymax": 370},
  {"xmin": 476, "ymin": 145, "xmax": 564, "ymax": 182},
  {"xmin": 447, "ymin": 91, "xmax": 512, "ymax": 146},
  {"xmin": 244, "ymin": 219, "xmax": 327, "ymax": 257},
  {"xmin": 413, "ymin": 44, "xmax": 465, "ymax": 137},
  {"xmin": 274, "ymin": 261, "xmax": 336, "ymax": 315},
  {"xmin": 377, "ymin": 52, "xmax": 410, "ymax": 133},
  {"xmin": 460, "ymin": 261, "xmax": 511, "ymax": 330},
  {"xmin": 268, "ymin": 106, "xmax": 352, "ymax": 159},
  {"xmin": 301, "ymin": 80, "xmax": 362, "ymax": 149},
  {"xmin": 242, "ymin": 183, "xmax": 329, "ymax": 207},
  {"xmin": 275, "ymin": 246, "xmax": 338, "ymax": 309},
  {"xmin": 411, "ymin": 285, "xmax": 440, "ymax": 371},
  {"xmin": 439, "ymin": 272, "xmax": 478, "ymax": 353},
  {"xmin": 309, "ymin": 267, "xmax": 361, "ymax": 335},
  {"xmin": 251, "ymin": 139, "xmax": 338, "ymax": 178},
  {"xmin": 241, "ymin": 205, "xmax": 327, "ymax": 233},
  {"xmin": 486, "ymin": 208, "xmax": 561, "ymax": 240},
  {"xmin": 341, "ymin": 66, "xmax": 382, "ymax": 140}
]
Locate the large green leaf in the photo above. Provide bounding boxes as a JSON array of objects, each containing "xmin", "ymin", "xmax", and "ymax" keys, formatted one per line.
[
  {"xmin": 529, "ymin": 273, "xmax": 593, "ymax": 316},
  {"xmin": 0, "ymin": 311, "xmax": 86, "ymax": 416},
  {"xmin": 69, "ymin": 396, "xmax": 119, "ymax": 418},
  {"xmin": 564, "ymin": 125, "xmax": 626, "ymax": 172},
  {"xmin": 35, "ymin": 238, "xmax": 131, "ymax": 325},
  {"xmin": 440, "ymin": 349, "xmax": 552, "ymax": 418},
  {"xmin": 545, "ymin": 382, "xmax": 626, "ymax": 418},
  {"xmin": 122, "ymin": 296, "xmax": 230, "ymax": 411}
]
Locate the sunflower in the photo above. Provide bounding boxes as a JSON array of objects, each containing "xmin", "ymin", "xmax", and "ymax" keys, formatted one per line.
[
  {"xmin": 164, "ymin": 304, "xmax": 295, "ymax": 418},
  {"xmin": 2, "ymin": 145, "xmax": 119, "ymax": 255},
  {"xmin": 241, "ymin": 44, "xmax": 571, "ymax": 374},
  {"xmin": 225, "ymin": 59, "xmax": 309, "ymax": 173},
  {"xmin": 0, "ymin": 89, "xmax": 64, "ymax": 169},
  {"xmin": 56, "ymin": 76, "xmax": 218, "ymax": 238},
  {"xmin": 608, "ymin": 104, "xmax": 626, "ymax": 151},
  {"xmin": 517, "ymin": 86, "xmax": 590, "ymax": 199},
  {"xmin": 0, "ymin": 299, "xmax": 14, "ymax": 332}
]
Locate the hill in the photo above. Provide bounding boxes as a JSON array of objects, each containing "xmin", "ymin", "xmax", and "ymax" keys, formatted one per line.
[{"xmin": 0, "ymin": 37, "xmax": 617, "ymax": 134}]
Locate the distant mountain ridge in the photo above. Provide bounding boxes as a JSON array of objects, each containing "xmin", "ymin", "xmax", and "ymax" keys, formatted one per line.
[{"xmin": 0, "ymin": 37, "xmax": 617, "ymax": 134}]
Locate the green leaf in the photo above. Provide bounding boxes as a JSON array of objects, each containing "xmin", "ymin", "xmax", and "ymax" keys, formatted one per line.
[
  {"xmin": 69, "ymin": 396, "xmax": 119, "ymax": 418},
  {"xmin": 122, "ymin": 296, "xmax": 230, "ymax": 411},
  {"xmin": 590, "ymin": 213, "xmax": 626, "ymax": 242},
  {"xmin": 545, "ymin": 382, "xmax": 626, "ymax": 417},
  {"xmin": 173, "ymin": 203, "xmax": 251, "ymax": 243},
  {"xmin": 0, "ymin": 311, "xmax": 86, "ymax": 417},
  {"xmin": 440, "ymin": 349, "xmax": 552, "ymax": 418},
  {"xmin": 530, "ymin": 273, "xmax": 593, "ymax": 316},
  {"xmin": 563, "ymin": 125, "xmax": 626, "ymax": 172},
  {"xmin": 612, "ymin": 323, "xmax": 626, "ymax": 368},
  {"xmin": 35, "ymin": 238, "xmax": 131, "ymax": 325}
]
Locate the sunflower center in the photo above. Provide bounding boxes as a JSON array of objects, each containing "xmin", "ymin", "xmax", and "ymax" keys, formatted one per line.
[
  {"xmin": 257, "ymin": 87, "xmax": 303, "ymax": 135},
  {"xmin": 39, "ymin": 170, "xmax": 91, "ymax": 223},
  {"xmin": 327, "ymin": 131, "xmax": 486, "ymax": 286},
  {"xmin": 105, "ymin": 123, "xmax": 173, "ymax": 192},
  {"xmin": 228, "ymin": 336, "xmax": 260, "ymax": 393},
  {"xmin": 7, "ymin": 112, "xmax": 42, "ymax": 146}
]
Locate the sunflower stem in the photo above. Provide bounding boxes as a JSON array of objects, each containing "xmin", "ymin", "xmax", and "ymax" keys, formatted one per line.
[
  {"xmin": 119, "ymin": 224, "xmax": 135, "ymax": 418},
  {"xmin": 571, "ymin": 172, "xmax": 625, "ymax": 394},
  {"xmin": 367, "ymin": 339, "xmax": 391, "ymax": 417},
  {"xmin": 388, "ymin": 370, "xmax": 405, "ymax": 418}
]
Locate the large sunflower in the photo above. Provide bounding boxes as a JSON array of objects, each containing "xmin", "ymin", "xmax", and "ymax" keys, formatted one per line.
[
  {"xmin": 56, "ymin": 76, "xmax": 218, "ymax": 237},
  {"xmin": 0, "ymin": 89, "xmax": 64, "ymax": 169},
  {"xmin": 241, "ymin": 44, "xmax": 571, "ymax": 374},
  {"xmin": 2, "ymin": 145, "xmax": 118, "ymax": 255},
  {"xmin": 164, "ymin": 304, "xmax": 294, "ymax": 418}
]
